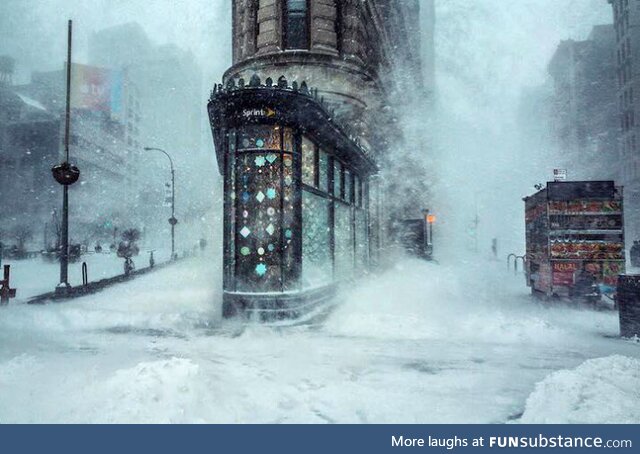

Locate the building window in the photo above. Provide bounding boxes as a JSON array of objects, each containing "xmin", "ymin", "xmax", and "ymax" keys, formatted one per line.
[
  {"xmin": 335, "ymin": 0, "xmax": 343, "ymax": 54},
  {"xmin": 233, "ymin": 125, "xmax": 296, "ymax": 292},
  {"xmin": 355, "ymin": 208, "xmax": 368, "ymax": 272},
  {"xmin": 252, "ymin": 0, "xmax": 259, "ymax": 53},
  {"xmin": 301, "ymin": 136, "xmax": 315, "ymax": 186},
  {"xmin": 333, "ymin": 159, "xmax": 343, "ymax": 198},
  {"xmin": 334, "ymin": 202, "xmax": 354, "ymax": 280},
  {"xmin": 283, "ymin": 0, "xmax": 309, "ymax": 50},
  {"xmin": 302, "ymin": 191, "xmax": 332, "ymax": 287},
  {"xmin": 319, "ymin": 149, "xmax": 330, "ymax": 193}
]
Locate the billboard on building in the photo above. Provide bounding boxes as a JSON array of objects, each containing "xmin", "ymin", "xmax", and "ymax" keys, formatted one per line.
[{"xmin": 70, "ymin": 63, "xmax": 123, "ymax": 117}]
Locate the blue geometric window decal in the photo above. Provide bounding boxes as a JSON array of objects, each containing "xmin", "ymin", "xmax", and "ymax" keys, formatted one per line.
[
  {"xmin": 255, "ymin": 263, "xmax": 267, "ymax": 276},
  {"xmin": 256, "ymin": 191, "xmax": 266, "ymax": 203},
  {"xmin": 255, "ymin": 155, "xmax": 266, "ymax": 167},
  {"xmin": 240, "ymin": 226, "xmax": 251, "ymax": 238},
  {"xmin": 266, "ymin": 153, "xmax": 278, "ymax": 164},
  {"xmin": 266, "ymin": 188, "xmax": 277, "ymax": 200}
]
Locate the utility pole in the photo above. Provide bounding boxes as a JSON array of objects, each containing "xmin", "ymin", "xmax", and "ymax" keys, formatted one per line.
[{"xmin": 51, "ymin": 20, "xmax": 80, "ymax": 295}]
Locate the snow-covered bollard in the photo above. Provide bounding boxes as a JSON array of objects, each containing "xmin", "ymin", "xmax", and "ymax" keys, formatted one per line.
[{"xmin": 617, "ymin": 275, "xmax": 640, "ymax": 338}]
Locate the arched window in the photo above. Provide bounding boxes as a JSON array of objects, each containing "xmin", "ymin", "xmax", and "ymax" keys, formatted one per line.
[
  {"xmin": 251, "ymin": 0, "xmax": 259, "ymax": 54},
  {"xmin": 283, "ymin": 0, "xmax": 309, "ymax": 49}
]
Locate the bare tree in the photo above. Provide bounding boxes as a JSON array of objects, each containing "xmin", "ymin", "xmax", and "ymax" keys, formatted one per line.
[{"xmin": 12, "ymin": 225, "xmax": 33, "ymax": 252}]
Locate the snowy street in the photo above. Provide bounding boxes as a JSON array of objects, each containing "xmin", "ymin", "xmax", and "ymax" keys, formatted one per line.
[{"xmin": 1, "ymin": 255, "xmax": 638, "ymax": 424}]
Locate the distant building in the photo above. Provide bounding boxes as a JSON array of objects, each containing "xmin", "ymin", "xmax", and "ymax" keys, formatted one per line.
[
  {"xmin": 0, "ymin": 82, "xmax": 59, "ymax": 242},
  {"xmin": 88, "ymin": 23, "xmax": 205, "ymax": 247},
  {"xmin": 88, "ymin": 24, "xmax": 202, "ymax": 158},
  {"xmin": 547, "ymin": 25, "xmax": 618, "ymax": 180},
  {"xmin": 209, "ymin": 0, "xmax": 431, "ymax": 316},
  {"xmin": 516, "ymin": 81, "xmax": 555, "ymax": 167},
  {"xmin": 1, "ymin": 61, "xmax": 140, "ymax": 248},
  {"xmin": 608, "ymin": 0, "xmax": 640, "ymax": 241}
]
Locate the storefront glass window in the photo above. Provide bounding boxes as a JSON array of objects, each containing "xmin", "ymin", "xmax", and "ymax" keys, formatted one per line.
[
  {"xmin": 334, "ymin": 159, "xmax": 343, "ymax": 199},
  {"xmin": 345, "ymin": 169, "xmax": 352, "ymax": 203},
  {"xmin": 238, "ymin": 125, "xmax": 281, "ymax": 150},
  {"xmin": 335, "ymin": 203, "xmax": 354, "ymax": 280},
  {"xmin": 282, "ymin": 150, "xmax": 298, "ymax": 290},
  {"xmin": 235, "ymin": 149, "xmax": 283, "ymax": 292},
  {"xmin": 319, "ymin": 150, "xmax": 329, "ymax": 193},
  {"xmin": 302, "ymin": 191, "xmax": 332, "ymax": 287},
  {"xmin": 284, "ymin": 128, "xmax": 294, "ymax": 151},
  {"xmin": 355, "ymin": 209, "xmax": 368, "ymax": 272},
  {"xmin": 302, "ymin": 137, "xmax": 315, "ymax": 186}
]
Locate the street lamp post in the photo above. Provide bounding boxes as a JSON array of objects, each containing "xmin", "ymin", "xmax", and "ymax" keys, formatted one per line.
[
  {"xmin": 51, "ymin": 20, "xmax": 80, "ymax": 295},
  {"xmin": 143, "ymin": 147, "xmax": 177, "ymax": 260}
]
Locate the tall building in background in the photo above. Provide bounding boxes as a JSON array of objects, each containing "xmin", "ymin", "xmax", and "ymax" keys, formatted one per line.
[
  {"xmin": 421, "ymin": 0, "xmax": 436, "ymax": 101},
  {"xmin": 88, "ymin": 23, "xmax": 205, "ymax": 248},
  {"xmin": 88, "ymin": 23, "xmax": 202, "ymax": 157},
  {"xmin": 608, "ymin": 0, "xmax": 640, "ymax": 241},
  {"xmin": 1, "ymin": 59, "xmax": 139, "ymax": 249},
  {"xmin": 208, "ymin": 0, "xmax": 430, "ymax": 317},
  {"xmin": 0, "ymin": 68, "xmax": 59, "ymax": 243},
  {"xmin": 547, "ymin": 25, "xmax": 618, "ymax": 180}
]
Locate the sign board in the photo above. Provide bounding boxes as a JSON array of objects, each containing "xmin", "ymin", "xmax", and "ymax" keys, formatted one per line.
[
  {"xmin": 69, "ymin": 63, "xmax": 124, "ymax": 118},
  {"xmin": 241, "ymin": 107, "xmax": 276, "ymax": 119},
  {"xmin": 552, "ymin": 261, "xmax": 578, "ymax": 286},
  {"xmin": 553, "ymin": 169, "xmax": 567, "ymax": 181}
]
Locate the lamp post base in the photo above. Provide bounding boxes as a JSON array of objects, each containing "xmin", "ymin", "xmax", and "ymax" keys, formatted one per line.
[{"xmin": 55, "ymin": 282, "xmax": 72, "ymax": 296}]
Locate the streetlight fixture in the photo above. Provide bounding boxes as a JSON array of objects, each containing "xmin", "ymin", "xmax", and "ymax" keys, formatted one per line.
[
  {"xmin": 143, "ymin": 147, "xmax": 177, "ymax": 260},
  {"xmin": 52, "ymin": 20, "xmax": 80, "ymax": 295}
]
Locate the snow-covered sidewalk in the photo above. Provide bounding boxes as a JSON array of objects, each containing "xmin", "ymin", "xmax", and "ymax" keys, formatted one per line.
[
  {"xmin": 4, "ymin": 249, "xmax": 174, "ymax": 301},
  {"xmin": 0, "ymin": 255, "xmax": 638, "ymax": 423}
]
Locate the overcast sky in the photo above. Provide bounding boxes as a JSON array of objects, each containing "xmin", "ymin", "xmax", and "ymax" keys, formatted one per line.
[{"xmin": 0, "ymin": 0, "xmax": 231, "ymax": 85}]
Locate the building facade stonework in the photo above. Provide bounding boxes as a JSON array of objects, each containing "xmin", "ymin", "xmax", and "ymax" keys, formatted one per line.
[{"xmin": 228, "ymin": 0, "xmax": 424, "ymax": 153}]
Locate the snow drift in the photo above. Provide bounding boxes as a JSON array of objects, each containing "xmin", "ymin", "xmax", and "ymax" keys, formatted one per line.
[
  {"xmin": 324, "ymin": 257, "xmax": 616, "ymax": 345},
  {"xmin": 520, "ymin": 355, "xmax": 640, "ymax": 424}
]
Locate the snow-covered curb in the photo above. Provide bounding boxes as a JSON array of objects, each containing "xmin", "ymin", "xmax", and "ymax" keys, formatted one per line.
[{"xmin": 520, "ymin": 355, "xmax": 640, "ymax": 424}]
